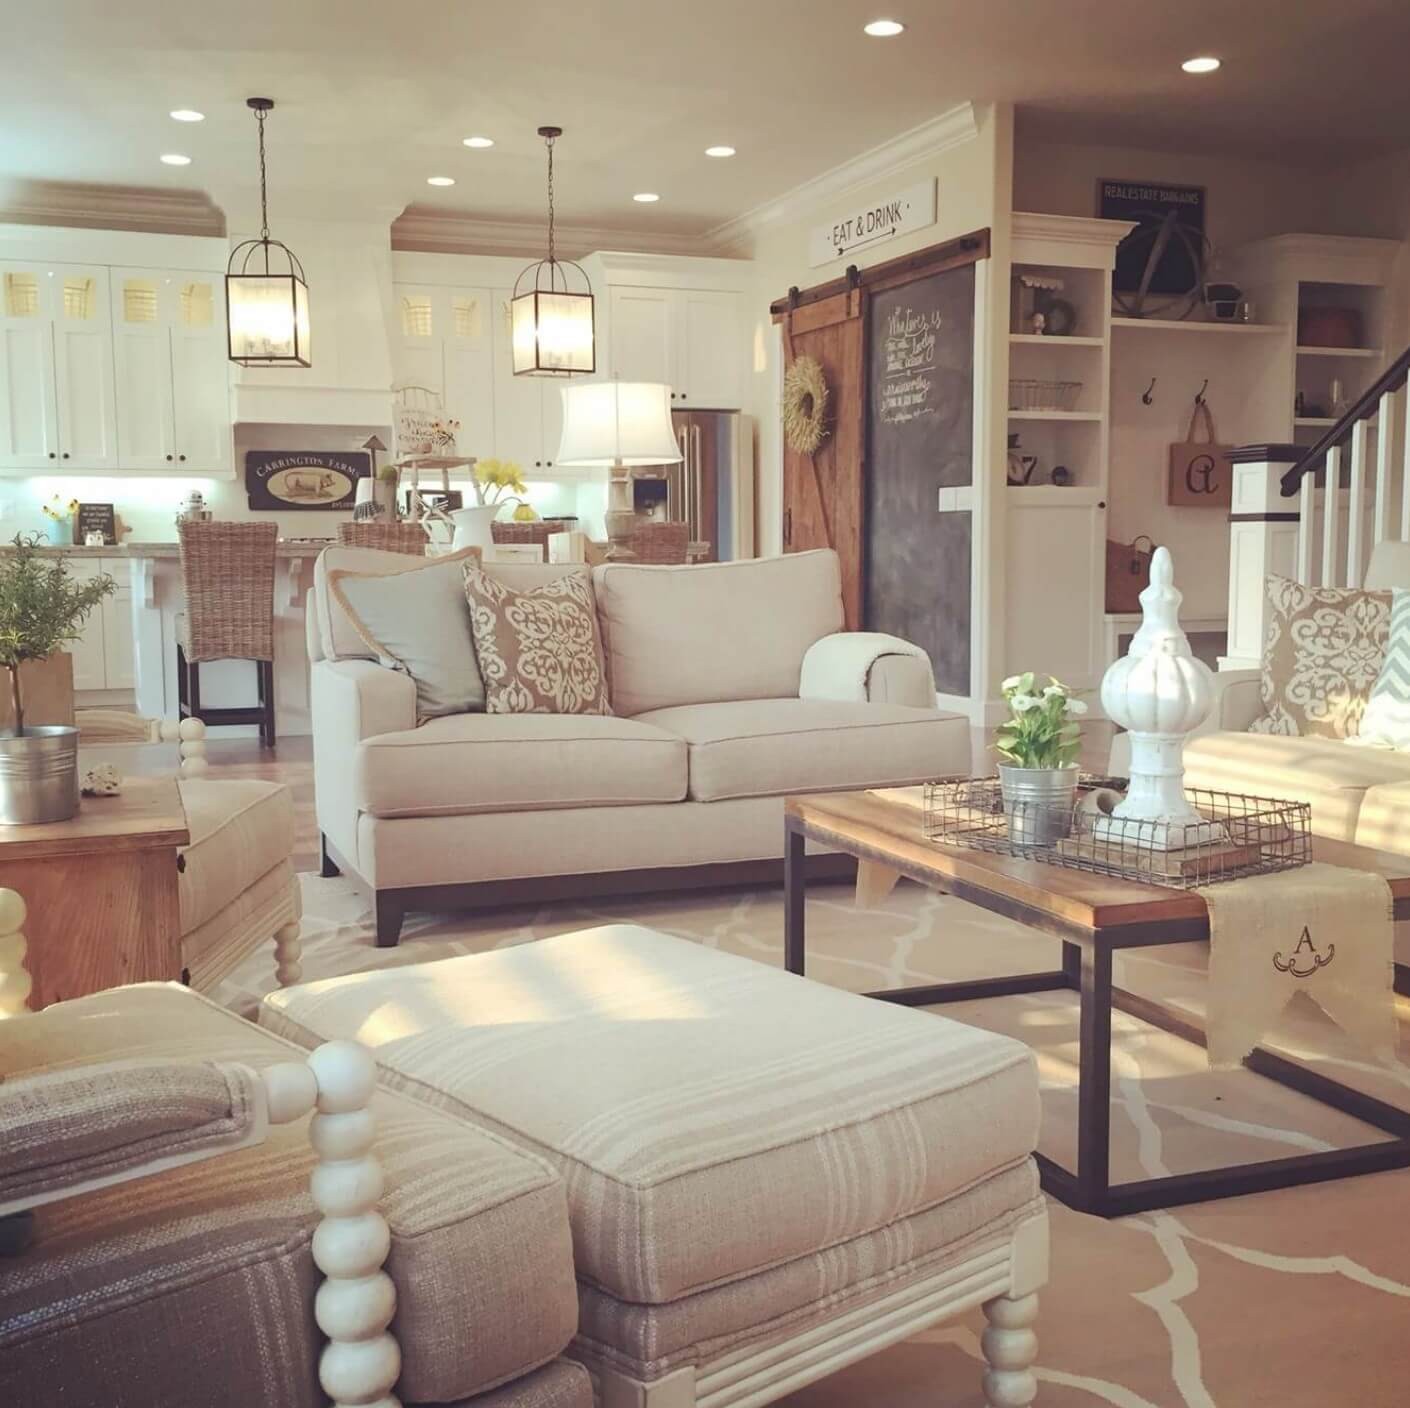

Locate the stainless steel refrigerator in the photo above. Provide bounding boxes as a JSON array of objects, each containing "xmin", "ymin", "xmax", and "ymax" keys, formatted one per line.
[{"xmin": 631, "ymin": 411, "xmax": 755, "ymax": 561}]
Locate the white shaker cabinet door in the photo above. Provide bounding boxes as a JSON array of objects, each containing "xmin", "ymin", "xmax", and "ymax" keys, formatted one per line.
[
  {"xmin": 441, "ymin": 288, "xmax": 495, "ymax": 462},
  {"xmin": 491, "ymin": 289, "xmax": 550, "ymax": 472},
  {"xmin": 678, "ymin": 289, "xmax": 742, "ymax": 410},
  {"xmin": 608, "ymin": 286, "xmax": 676, "ymax": 389},
  {"xmin": 64, "ymin": 558, "xmax": 109, "ymax": 691},
  {"xmin": 52, "ymin": 266, "xmax": 118, "ymax": 470},
  {"xmin": 112, "ymin": 271, "xmax": 177, "ymax": 470},
  {"xmin": 169, "ymin": 275, "xmax": 232, "ymax": 474},
  {"xmin": 0, "ymin": 263, "xmax": 60, "ymax": 470}
]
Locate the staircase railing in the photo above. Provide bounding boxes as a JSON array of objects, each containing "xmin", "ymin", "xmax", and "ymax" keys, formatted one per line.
[{"xmin": 1278, "ymin": 343, "xmax": 1410, "ymax": 588}]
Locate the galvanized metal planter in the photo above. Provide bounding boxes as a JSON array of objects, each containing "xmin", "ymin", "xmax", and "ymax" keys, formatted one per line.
[
  {"xmin": 997, "ymin": 763, "xmax": 1080, "ymax": 849},
  {"xmin": 0, "ymin": 725, "xmax": 80, "ymax": 824}
]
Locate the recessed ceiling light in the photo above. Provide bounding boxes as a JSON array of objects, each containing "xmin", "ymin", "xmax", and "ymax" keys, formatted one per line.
[
  {"xmin": 169, "ymin": 109, "xmax": 205, "ymax": 122},
  {"xmin": 463, "ymin": 135, "xmax": 495, "ymax": 148},
  {"xmin": 159, "ymin": 153, "xmax": 192, "ymax": 166},
  {"xmin": 705, "ymin": 145, "xmax": 736, "ymax": 158},
  {"xmin": 632, "ymin": 192, "xmax": 660, "ymax": 203},
  {"xmin": 1181, "ymin": 55, "xmax": 1221, "ymax": 73},
  {"xmin": 863, "ymin": 18, "xmax": 905, "ymax": 37},
  {"xmin": 427, "ymin": 175, "xmax": 456, "ymax": 186}
]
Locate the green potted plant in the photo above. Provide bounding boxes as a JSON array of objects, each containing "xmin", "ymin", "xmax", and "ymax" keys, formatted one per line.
[
  {"xmin": 994, "ymin": 672, "xmax": 1087, "ymax": 848},
  {"xmin": 0, "ymin": 535, "xmax": 114, "ymax": 823}
]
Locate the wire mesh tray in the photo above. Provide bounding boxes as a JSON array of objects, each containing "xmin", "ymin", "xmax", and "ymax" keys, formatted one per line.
[{"xmin": 922, "ymin": 777, "xmax": 1311, "ymax": 889}]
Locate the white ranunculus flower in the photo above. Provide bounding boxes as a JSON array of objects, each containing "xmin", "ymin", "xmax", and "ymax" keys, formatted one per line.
[
  {"xmin": 1001, "ymin": 675, "xmax": 1023, "ymax": 692},
  {"xmin": 1042, "ymin": 683, "xmax": 1066, "ymax": 698},
  {"xmin": 1011, "ymin": 693, "xmax": 1041, "ymax": 712},
  {"xmin": 1065, "ymin": 698, "xmax": 1089, "ymax": 716}
]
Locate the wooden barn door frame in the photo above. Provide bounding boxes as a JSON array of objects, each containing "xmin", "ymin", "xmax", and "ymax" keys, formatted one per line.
[{"xmin": 771, "ymin": 227, "xmax": 991, "ymax": 631}]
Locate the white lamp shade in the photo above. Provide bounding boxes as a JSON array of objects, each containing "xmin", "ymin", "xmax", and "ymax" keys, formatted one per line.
[{"xmin": 555, "ymin": 382, "xmax": 683, "ymax": 466}]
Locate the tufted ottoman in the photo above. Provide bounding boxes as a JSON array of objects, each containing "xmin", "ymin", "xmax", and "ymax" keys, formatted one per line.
[{"xmin": 262, "ymin": 925, "xmax": 1049, "ymax": 1408}]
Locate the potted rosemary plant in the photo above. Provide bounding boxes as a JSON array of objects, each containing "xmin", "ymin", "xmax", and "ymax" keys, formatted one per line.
[
  {"xmin": 0, "ymin": 536, "xmax": 114, "ymax": 823},
  {"xmin": 994, "ymin": 672, "xmax": 1087, "ymax": 847}
]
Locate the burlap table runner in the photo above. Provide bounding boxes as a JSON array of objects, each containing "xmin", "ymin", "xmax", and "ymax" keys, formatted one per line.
[{"xmin": 1201, "ymin": 862, "xmax": 1397, "ymax": 1069}]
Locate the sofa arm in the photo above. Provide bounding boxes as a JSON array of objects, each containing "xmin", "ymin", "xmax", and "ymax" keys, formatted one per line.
[
  {"xmin": 800, "ymin": 632, "xmax": 936, "ymax": 708},
  {"xmin": 1107, "ymin": 668, "xmax": 1262, "ymax": 774},
  {"xmin": 312, "ymin": 660, "xmax": 417, "ymax": 869}
]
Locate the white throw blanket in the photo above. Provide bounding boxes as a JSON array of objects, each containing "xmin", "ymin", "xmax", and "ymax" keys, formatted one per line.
[
  {"xmin": 799, "ymin": 632, "xmax": 932, "ymax": 704},
  {"xmin": 1202, "ymin": 862, "xmax": 1397, "ymax": 1069}
]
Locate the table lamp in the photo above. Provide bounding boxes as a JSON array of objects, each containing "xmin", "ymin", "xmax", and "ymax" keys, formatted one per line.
[{"xmin": 554, "ymin": 382, "xmax": 681, "ymax": 559}]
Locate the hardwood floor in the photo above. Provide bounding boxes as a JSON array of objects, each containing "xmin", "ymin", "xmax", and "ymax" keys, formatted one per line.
[{"xmin": 163, "ymin": 723, "xmax": 1117, "ymax": 878}]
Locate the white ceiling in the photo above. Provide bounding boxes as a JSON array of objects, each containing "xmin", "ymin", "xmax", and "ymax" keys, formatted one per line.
[{"xmin": 4, "ymin": 0, "xmax": 1409, "ymax": 244}]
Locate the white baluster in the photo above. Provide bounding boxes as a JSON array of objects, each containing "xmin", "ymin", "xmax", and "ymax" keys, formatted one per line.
[
  {"xmin": 981, "ymin": 1292, "xmax": 1039, "ymax": 1407},
  {"xmin": 274, "ymin": 921, "xmax": 303, "ymax": 987},
  {"xmin": 1322, "ymin": 445, "xmax": 1342, "ymax": 588},
  {"xmin": 1297, "ymin": 472, "xmax": 1316, "ymax": 585},
  {"xmin": 0, "ymin": 888, "xmax": 31, "ymax": 1019},
  {"xmin": 1375, "ymin": 390, "xmax": 1395, "ymax": 548},
  {"xmin": 1347, "ymin": 420, "xmax": 1368, "ymax": 587},
  {"xmin": 307, "ymin": 1041, "xmax": 402, "ymax": 1408}
]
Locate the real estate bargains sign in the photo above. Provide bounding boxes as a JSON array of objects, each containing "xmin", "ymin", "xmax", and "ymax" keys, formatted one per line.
[{"xmin": 808, "ymin": 179, "xmax": 937, "ymax": 267}]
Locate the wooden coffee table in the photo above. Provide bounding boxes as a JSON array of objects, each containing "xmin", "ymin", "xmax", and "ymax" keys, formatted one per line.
[
  {"xmin": 784, "ymin": 789, "xmax": 1410, "ymax": 1217},
  {"xmin": 0, "ymin": 777, "xmax": 189, "ymax": 1012}
]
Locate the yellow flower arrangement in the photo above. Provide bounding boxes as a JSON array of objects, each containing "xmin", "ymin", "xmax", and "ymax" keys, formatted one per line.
[
  {"xmin": 473, "ymin": 458, "xmax": 528, "ymax": 507},
  {"xmin": 40, "ymin": 496, "xmax": 79, "ymax": 522}
]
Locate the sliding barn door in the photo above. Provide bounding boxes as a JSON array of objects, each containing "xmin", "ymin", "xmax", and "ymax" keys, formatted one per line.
[{"xmin": 778, "ymin": 289, "xmax": 865, "ymax": 627}]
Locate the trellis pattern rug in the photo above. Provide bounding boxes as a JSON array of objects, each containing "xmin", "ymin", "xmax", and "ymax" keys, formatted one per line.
[{"xmin": 218, "ymin": 876, "xmax": 1410, "ymax": 1408}]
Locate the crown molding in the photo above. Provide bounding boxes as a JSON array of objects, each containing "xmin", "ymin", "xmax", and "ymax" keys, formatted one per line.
[
  {"xmin": 1011, "ymin": 212, "xmax": 1134, "ymax": 249},
  {"xmin": 391, "ymin": 208, "xmax": 715, "ymax": 260},
  {"xmin": 705, "ymin": 103, "xmax": 979, "ymax": 255},
  {"xmin": 0, "ymin": 180, "xmax": 224, "ymax": 237}
]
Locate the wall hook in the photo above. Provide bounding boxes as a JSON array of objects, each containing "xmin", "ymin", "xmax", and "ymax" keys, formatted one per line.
[
  {"xmin": 1142, "ymin": 377, "xmax": 1156, "ymax": 406},
  {"xmin": 1195, "ymin": 378, "xmax": 1209, "ymax": 405}
]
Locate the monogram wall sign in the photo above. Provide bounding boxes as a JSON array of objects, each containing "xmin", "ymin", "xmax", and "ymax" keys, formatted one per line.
[{"xmin": 1273, "ymin": 925, "xmax": 1335, "ymax": 977}]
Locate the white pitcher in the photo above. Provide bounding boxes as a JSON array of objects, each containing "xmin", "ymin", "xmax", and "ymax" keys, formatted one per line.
[{"xmin": 449, "ymin": 504, "xmax": 502, "ymax": 552}]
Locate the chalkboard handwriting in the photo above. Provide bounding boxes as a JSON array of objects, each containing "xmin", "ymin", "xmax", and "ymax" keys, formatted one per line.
[
  {"xmin": 879, "ymin": 304, "xmax": 943, "ymax": 424},
  {"xmin": 879, "ymin": 371, "xmax": 934, "ymax": 425}
]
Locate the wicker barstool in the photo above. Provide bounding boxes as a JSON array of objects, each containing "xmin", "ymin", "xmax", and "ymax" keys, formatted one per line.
[
  {"xmin": 176, "ymin": 521, "xmax": 279, "ymax": 748},
  {"xmin": 337, "ymin": 521, "xmax": 429, "ymax": 555},
  {"xmin": 626, "ymin": 522, "xmax": 690, "ymax": 564}
]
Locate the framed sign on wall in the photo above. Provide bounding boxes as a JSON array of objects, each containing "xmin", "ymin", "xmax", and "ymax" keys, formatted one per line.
[
  {"xmin": 1097, "ymin": 178, "xmax": 1206, "ymax": 296},
  {"xmin": 245, "ymin": 451, "xmax": 371, "ymax": 511}
]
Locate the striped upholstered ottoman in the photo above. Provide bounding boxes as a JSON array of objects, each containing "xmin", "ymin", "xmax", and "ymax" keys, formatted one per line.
[{"xmin": 262, "ymin": 925, "xmax": 1049, "ymax": 1408}]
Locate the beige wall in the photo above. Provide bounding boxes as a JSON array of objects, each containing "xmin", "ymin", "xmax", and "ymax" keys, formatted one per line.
[{"xmin": 736, "ymin": 102, "xmax": 1014, "ymax": 708}]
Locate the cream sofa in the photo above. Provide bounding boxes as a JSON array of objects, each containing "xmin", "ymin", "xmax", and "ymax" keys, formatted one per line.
[{"xmin": 309, "ymin": 548, "xmax": 969, "ymax": 944}]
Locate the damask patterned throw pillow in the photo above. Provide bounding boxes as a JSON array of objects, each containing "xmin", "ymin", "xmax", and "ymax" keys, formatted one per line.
[
  {"xmin": 462, "ymin": 565, "xmax": 612, "ymax": 715},
  {"xmin": 1248, "ymin": 575, "xmax": 1390, "ymax": 739}
]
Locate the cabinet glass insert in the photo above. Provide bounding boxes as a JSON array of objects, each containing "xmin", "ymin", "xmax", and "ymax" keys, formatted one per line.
[
  {"xmin": 180, "ymin": 281, "xmax": 214, "ymax": 328},
  {"xmin": 63, "ymin": 276, "xmax": 98, "ymax": 320},
  {"xmin": 122, "ymin": 278, "xmax": 159, "ymax": 323},
  {"xmin": 401, "ymin": 294, "xmax": 432, "ymax": 338},
  {"xmin": 452, "ymin": 295, "xmax": 482, "ymax": 339},
  {"xmin": 3, "ymin": 272, "xmax": 39, "ymax": 317}
]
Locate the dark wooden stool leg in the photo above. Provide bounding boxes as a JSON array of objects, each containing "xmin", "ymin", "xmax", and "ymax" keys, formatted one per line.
[
  {"xmin": 258, "ymin": 659, "xmax": 276, "ymax": 749},
  {"xmin": 320, "ymin": 834, "xmax": 341, "ymax": 878},
  {"xmin": 187, "ymin": 657, "xmax": 201, "ymax": 719},
  {"xmin": 176, "ymin": 643, "xmax": 189, "ymax": 718}
]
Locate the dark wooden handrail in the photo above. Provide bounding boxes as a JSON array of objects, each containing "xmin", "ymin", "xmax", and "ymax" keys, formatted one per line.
[{"xmin": 1280, "ymin": 342, "xmax": 1410, "ymax": 496}]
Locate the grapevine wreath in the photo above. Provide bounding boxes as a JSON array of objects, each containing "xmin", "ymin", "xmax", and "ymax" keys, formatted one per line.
[{"xmin": 782, "ymin": 355, "xmax": 830, "ymax": 456}]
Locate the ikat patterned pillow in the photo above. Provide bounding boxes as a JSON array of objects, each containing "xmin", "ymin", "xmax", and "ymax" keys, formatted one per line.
[
  {"xmin": 462, "ymin": 565, "xmax": 612, "ymax": 715},
  {"xmin": 1248, "ymin": 575, "xmax": 1389, "ymax": 739}
]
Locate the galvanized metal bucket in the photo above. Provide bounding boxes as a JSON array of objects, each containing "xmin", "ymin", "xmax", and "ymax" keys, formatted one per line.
[
  {"xmin": 998, "ymin": 763, "xmax": 1079, "ymax": 850},
  {"xmin": 0, "ymin": 725, "xmax": 80, "ymax": 825}
]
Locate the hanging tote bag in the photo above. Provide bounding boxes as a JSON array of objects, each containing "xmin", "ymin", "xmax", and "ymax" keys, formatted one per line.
[
  {"xmin": 1167, "ymin": 401, "xmax": 1234, "ymax": 507},
  {"xmin": 1104, "ymin": 534, "xmax": 1156, "ymax": 613}
]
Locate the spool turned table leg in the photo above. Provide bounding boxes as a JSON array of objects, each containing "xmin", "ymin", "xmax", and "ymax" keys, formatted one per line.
[
  {"xmin": 0, "ymin": 888, "xmax": 31, "ymax": 1018},
  {"xmin": 274, "ymin": 921, "xmax": 303, "ymax": 987},
  {"xmin": 981, "ymin": 1291, "xmax": 1039, "ymax": 1407}
]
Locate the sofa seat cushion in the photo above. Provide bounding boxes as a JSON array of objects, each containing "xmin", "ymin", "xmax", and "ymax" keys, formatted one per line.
[
  {"xmin": 1183, "ymin": 730, "xmax": 1410, "ymax": 842},
  {"xmin": 178, "ymin": 779, "xmax": 294, "ymax": 935},
  {"xmin": 0, "ymin": 984, "xmax": 578, "ymax": 1408},
  {"xmin": 261, "ymin": 925, "xmax": 1039, "ymax": 1306},
  {"xmin": 356, "ymin": 714, "xmax": 687, "ymax": 818},
  {"xmin": 633, "ymin": 698, "xmax": 969, "ymax": 802}
]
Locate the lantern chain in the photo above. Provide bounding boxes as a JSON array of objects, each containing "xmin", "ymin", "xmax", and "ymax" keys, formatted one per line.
[
  {"xmin": 545, "ymin": 129, "xmax": 556, "ymax": 269},
  {"xmin": 254, "ymin": 106, "xmax": 271, "ymax": 243}
]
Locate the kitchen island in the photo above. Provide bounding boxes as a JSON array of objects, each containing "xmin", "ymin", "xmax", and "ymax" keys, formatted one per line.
[{"xmin": 22, "ymin": 539, "xmax": 330, "ymax": 738}]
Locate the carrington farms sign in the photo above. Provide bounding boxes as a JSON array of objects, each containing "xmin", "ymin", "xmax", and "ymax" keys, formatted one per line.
[
  {"xmin": 245, "ymin": 451, "xmax": 371, "ymax": 511},
  {"xmin": 809, "ymin": 178, "xmax": 937, "ymax": 267}
]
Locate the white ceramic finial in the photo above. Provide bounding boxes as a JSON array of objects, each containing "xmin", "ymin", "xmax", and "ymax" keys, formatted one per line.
[{"xmin": 1097, "ymin": 547, "xmax": 1220, "ymax": 850}]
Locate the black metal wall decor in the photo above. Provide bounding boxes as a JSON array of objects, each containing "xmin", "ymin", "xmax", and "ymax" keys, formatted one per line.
[
  {"xmin": 245, "ymin": 451, "xmax": 369, "ymax": 510},
  {"xmin": 227, "ymin": 97, "xmax": 311, "ymax": 367}
]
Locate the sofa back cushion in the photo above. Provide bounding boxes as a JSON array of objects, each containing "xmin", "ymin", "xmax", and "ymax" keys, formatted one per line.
[
  {"xmin": 591, "ymin": 550, "xmax": 845, "ymax": 715},
  {"xmin": 1365, "ymin": 540, "xmax": 1410, "ymax": 591}
]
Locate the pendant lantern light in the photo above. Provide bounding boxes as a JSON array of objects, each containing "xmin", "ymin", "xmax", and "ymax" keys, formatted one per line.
[
  {"xmin": 510, "ymin": 126, "xmax": 595, "ymax": 376},
  {"xmin": 226, "ymin": 97, "xmax": 311, "ymax": 367}
]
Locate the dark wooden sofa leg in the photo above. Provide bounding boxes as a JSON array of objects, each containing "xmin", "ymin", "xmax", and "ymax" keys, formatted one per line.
[
  {"xmin": 320, "ymin": 834, "xmax": 341, "ymax": 878},
  {"xmin": 374, "ymin": 893, "xmax": 405, "ymax": 948}
]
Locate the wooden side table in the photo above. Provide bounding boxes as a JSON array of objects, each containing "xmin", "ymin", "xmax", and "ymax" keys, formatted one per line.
[{"xmin": 0, "ymin": 777, "xmax": 189, "ymax": 1013}]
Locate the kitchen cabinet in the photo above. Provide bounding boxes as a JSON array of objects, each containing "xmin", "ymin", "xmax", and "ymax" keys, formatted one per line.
[
  {"xmin": 65, "ymin": 557, "xmax": 133, "ymax": 693},
  {"xmin": 490, "ymin": 288, "xmax": 574, "ymax": 474},
  {"xmin": 111, "ymin": 269, "xmax": 231, "ymax": 474},
  {"xmin": 607, "ymin": 286, "xmax": 742, "ymax": 409},
  {"xmin": 0, "ymin": 261, "xmax": 118, "ymax": 471},
  {"xmin": 392, "ymin": 283, "xmax": 495, "ymax": 460}
]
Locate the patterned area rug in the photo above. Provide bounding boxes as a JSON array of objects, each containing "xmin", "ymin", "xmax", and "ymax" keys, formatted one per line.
[{"xmin": 219, "ymin": 875, "xmax": 1410, "ymax": 1407}]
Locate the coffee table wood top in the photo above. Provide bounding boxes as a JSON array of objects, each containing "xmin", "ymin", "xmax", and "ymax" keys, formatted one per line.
[
  {"xmin": 786, "ymin": 790, "xmax": 1410, "ymax": 944},
  {"xmin": 0, "ymin": 777, "xmax": 188, "ymax": 863}
]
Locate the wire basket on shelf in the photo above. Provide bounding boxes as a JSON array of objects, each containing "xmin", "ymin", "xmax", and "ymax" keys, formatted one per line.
[
  {"xmin": 922, "ymin": 777, "xmax": 1310, "ymax": 889},
  {"xmin": 1008, "ymin": 378, "xmax": 1083, "ymax": 412}
]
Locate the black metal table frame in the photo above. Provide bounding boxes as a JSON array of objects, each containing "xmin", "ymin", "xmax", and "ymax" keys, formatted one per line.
[{"xmin": 784, "ymin": 819, "xmax": 1410, "ymax": 1218}]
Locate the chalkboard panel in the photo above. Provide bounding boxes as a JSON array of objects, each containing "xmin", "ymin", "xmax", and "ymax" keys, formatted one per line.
[{"xmin": 864, "ymin": 261, "xmax": 975, "ymax": 695}]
